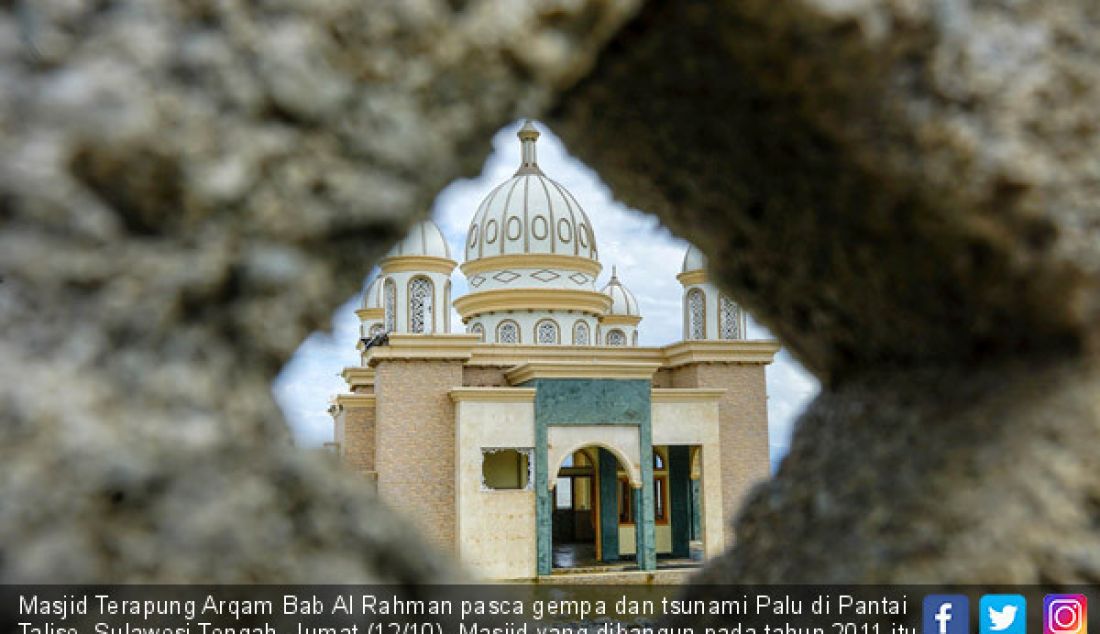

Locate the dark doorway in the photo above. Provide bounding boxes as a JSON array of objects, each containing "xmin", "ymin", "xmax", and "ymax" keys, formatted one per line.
[
  {"xmin": 551, "ymin": 449, "xmax": 596, "ymax": 568},
  {"xmin": 550, "ymin": 447, "xmax": 635, "ymax": 570}
]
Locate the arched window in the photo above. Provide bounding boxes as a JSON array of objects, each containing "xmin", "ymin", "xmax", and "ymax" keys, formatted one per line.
[
  {"xmin": 444, "ymin": 280, "xmax": 452, "ymax": 333},
  {"xmin": 408, "ymin": 276, "xmax": 433, "ymax": 334},
  {"xmin": 606, "ymin": 329, "xmax": 626, "ymax": 346},
  {"xmin": 572, "ymin": 321, "xmax": 590, "ymax": 346},
  {"xmin": 720, "ymin": 295, "xmax": 742, "ymax": 340},
  {"xmin": 383, "ymin": 278, "xmax": 396, "ymax": 332},
  {"xmin": 686, "ymin": 288, "xmax": 705, "ymax": 339},
  {"xmin": 497, "ymin": 320, "xmax": 519, "ymax": 344},
  {"xmin": 536, "ymin": 319, "xmax": 559, "ymax": 344},
  {"xmin": 469, "ymin": 322, "xmax": 485, "ymax": 342}
]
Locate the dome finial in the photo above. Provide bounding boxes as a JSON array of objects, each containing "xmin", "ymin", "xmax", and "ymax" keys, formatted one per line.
[
  {"xmin": 516, "ymin": 120, "xmax": 542, "ymax": 175},
  {"xmin": 611, "ymin": 265, "xmax": 619, "ymax": 282}
]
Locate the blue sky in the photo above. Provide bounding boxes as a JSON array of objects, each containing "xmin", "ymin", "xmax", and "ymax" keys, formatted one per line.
[{"xmin": 273, "ymin": 120, "xmax": 819, "ymax": 470}]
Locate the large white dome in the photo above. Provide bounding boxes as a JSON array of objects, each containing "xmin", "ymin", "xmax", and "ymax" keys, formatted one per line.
[
  {"xmin": 386, "ymin": 219, "xmax": 452, "ymax": 260},
  {"xmin": 464, "ymin": 122, "xmax": 598, "ymax": 263}
]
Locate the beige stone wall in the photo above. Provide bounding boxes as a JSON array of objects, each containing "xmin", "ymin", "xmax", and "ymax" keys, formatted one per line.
[
  {"xmin": 463, "ymin": 366, "xmax": 509, "ymax": 387},
  {"xmin": 651, "ymin": 397, "xmax": 726, "ymax": 557},
  {"xmin": 342, "ymin": 404, "xmax": 377, "ymax": 477},
  {"xmin": 374, "ymin": 359, "xmax": 463, "ymax": 552},
  {"xmin": 671, "ymin": 363, "xmax": 769, "ymax": 532},
  {"xmin": 453, "ymin": 396, "xmax": 537, "ymax": 580}
]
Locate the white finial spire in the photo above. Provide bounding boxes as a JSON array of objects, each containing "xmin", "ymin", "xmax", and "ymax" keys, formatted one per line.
[{"xmin": 516, "ymin": 120, "xmax": 541, "ymax": 174}]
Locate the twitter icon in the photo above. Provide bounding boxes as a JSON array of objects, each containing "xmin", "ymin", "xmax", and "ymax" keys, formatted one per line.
[{"xmin": 982, "ymin": 595, "xmax": 1027, "ymax": 634}]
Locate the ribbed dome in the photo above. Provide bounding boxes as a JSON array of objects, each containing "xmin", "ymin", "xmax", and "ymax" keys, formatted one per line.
[
  {"xmin": 464, "ymin": 121, "xmax": 598, "ymax": 263},
  {"xmin": 601, "ymin": 267, "xmax": 640, "ymax": 316},
  {"xmin": 682, "ymin": 244, "xmax": 707, "ymax": 273},
  {"xmin": 386, "ymin": 219, "xmax": 452, "ymax": 260},
  {"xmin": 362, "ymin": 276, "xmax": 383, "ymax": 309}
]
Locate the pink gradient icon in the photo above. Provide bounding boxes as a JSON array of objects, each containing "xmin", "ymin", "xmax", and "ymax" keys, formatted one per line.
[{"xmin": 1045, "ymin": 595, "xmax": 1087, "ymax": 634}]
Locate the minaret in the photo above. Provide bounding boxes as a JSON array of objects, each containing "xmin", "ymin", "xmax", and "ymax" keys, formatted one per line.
[
  {"xmin": 374, "ymin": 220, "xmax": 456, "ymax": 336},
  {"xmin": 677, "ymin": 245, "xmax": 747, "ymax": 340}
]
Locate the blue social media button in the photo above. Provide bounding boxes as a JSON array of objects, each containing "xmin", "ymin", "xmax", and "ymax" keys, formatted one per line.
[
  {"xmin": 981, "ymin": 595, "xmax": 1026, "ymax": 634},
  {"xmin": 925, "ymin": 595, "xmax": 970, "ymax": 634}
]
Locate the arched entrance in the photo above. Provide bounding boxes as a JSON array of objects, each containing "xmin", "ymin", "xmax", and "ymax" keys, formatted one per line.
[{"xmin": 550, "ymin": 446, "xmax": 638, "ymax": 570}]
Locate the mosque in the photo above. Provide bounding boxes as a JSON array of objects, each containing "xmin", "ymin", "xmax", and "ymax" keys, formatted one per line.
[{"xmin": 329, "ymin": 122, "xmax": 779, "ymax": 580}]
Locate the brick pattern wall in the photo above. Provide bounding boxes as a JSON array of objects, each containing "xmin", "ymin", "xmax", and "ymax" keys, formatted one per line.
[
  {"xmin": 463, "ymin": 366, "xmax": 509, "ymax": 386},
  {"xmin": 652, "ymin": 368, "xmax": 673, "ymax": 388},
  {"xmin": 374, "ymin": 359, "xmax": 463, "ymax": 552},
  {"xmin": 342, "ymin": 404, "xmax": 376, "ymax": 475},
  {"xmin": 671, "ymin": 363, "xmax": 769, "ymax": 531}
]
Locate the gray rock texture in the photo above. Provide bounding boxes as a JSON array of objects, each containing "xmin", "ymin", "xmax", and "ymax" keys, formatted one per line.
[
  {"xmin": 695, "ymin": 360, "xmax": 1100, "ymax": 584},
  {"xmin": 2, "ymin": 0, "xmax": 1099, "ymax": 584},
  {"xmin": 0, "ymin": 0, "xmax": 638, "ymax": 581},
  {"xmin": 554, "ymin": 0, "xmax": 1100, "ymax": 384},
  {"xmin": 550, "ymin": 0, "xmax": 1100, "ymax": 582}
]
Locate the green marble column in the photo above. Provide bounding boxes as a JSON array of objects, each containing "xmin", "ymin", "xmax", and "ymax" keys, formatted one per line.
[
  {"xmin": 668, "ymin": 445, "xmax": 692, "ymax": 558},
  {"xmin": 637, "ymin": 422, "xmax": 656, "ymax": 570},
  {"xmin": 598, "ymin": 449, "xmax": 620, "ymax": 562},
  {"xmin": 535, "ymin": 410, "xmax": 552, "ymax": 575},
  {"xmin": 632, "ymin": 487, "xmax": 644, "ymax": 568},
  {"xmin": 691, "ymin": 478, "xmax": 702, "ymax": 542}
]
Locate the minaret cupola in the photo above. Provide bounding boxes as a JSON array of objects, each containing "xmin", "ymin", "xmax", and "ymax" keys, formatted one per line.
[
  {"xmin": 374, "ymin": 220, "xmax": 456, "ymax": 335},
  {"xmin": 677, "ymin": 245, "xmax": 747, "ymax": 341}
]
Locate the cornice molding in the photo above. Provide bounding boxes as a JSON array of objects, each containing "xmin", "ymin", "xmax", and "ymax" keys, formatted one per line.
[
  {"xmin": 676, "ymin": 269, "xmax": 707, "ymax": 286},
  {"xmin": 365, "ymin": 333, "xmax": 481, "ymax": 366},
  {"xmin": 599, "ymin": 314, "xmax": 642, "ymax": 326},
  {"xmin": 663, "ymin": 340, "xmax": 781, "ymax": 367},
  {"xmin": 466, "ymin": 344, "xmax": 661, "ymax": 367},
  {"xmin": 454, "ymin": 288, "xmax": 612, "ymax": 320},
  {"xmin": 355, "ymin": 307, "xmax": 384, "ymax": 321},
  {"xmin": 449, "ymin": 387, "xmax": 537, "ymax": 403},
  {"xmin": 379, "ymin": 255, "xmax": 457, "ymax": 275},
  {"xmin": 505, "ymin": 361, "xmax": 661, "ymax": 385},
  {"xmin": 333, "ymin": 393, "xmax": 376, "ymax": 409},
  {"xmin": 463, "ymin": 341, "xmax": 780, "ymax": 368},
  {"xmin": 340, "ymin": 367, "xmax": 375, "ymax": 389},
  {"xmin": 460, "ymin": 254, "xmax": 602, "ymax": 278},
  {"xmin": 651, "ymin": 388, "xmax": 727, "ymax": 402}
]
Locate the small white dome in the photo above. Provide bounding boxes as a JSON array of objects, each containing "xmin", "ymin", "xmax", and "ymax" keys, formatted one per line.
[
  {"xmin": 386, "ymin": 219, "xmax": 452, "ymax": 260},
  {"xmin": 601, "ymin": 267, "xmax": 640, "ymax": 316},
  {"xmin": 682, "ymin": 245, "xmax": 707, "ymax": 273},
  {"xmin": 362, "ymin": 276, "xmax": 384, "ymax": 309},
  {"xmin": 464, "ymin": 121, "xmax": 598, "ymax": 263}
]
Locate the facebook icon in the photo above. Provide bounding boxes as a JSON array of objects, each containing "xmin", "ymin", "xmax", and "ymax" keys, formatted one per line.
[{"xmin": 924, "ymin": 595, "xmax": 970, "ymax": 634}]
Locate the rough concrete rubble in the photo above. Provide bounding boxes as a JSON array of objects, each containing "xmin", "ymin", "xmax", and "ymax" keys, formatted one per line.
[
  {"xmin": 551, "ymin": 0, "xmax": 1100, "ymax": 583},
  {"xmin": 2, "ymin": 0, "xmax": 1099, "ymax": 583},
  {"xmin": 0, "ymin": 0, "xmax": 639, "ymax": 582}
]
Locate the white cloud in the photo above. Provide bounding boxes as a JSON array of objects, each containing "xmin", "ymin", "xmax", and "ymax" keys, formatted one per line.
[{"xmin": 273, "ymin": 120, "xmax": 820, "ymax": 471}]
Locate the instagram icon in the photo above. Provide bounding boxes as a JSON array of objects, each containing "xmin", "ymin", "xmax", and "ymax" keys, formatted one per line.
[{"xmin": 1045, "ymin": 595, "xmax": 1088, "ymax": 634}]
